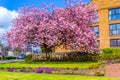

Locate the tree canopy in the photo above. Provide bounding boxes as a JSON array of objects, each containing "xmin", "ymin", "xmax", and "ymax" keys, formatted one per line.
[{"xmin": 5, "ymin": 0, "xmax": 99, "ymax": 53}]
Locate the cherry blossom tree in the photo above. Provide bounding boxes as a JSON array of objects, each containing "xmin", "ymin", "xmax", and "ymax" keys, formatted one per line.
[{"xmin": 5, "ymin": 0, "xmax": 99, "ymax": 59}]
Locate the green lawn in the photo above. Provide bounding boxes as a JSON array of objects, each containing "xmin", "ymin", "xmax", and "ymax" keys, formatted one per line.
[
  {"xmin": 0, "ymin": 71, "xmax": 119, "ymax": 80},
  {"xmin": 0, "ymin": 61, "xmax": 119, "ymax": 80},
  {"xmin": 0, "ymin": 61, "xmax": 105, "ymax": 68}
]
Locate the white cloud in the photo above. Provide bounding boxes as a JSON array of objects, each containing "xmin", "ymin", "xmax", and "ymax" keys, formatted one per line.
[{"xmin": 0, "ymin": 6, "xmax": 18, "ymax": 36}]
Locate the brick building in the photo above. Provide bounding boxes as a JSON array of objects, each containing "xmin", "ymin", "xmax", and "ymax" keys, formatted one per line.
[{"xmin": 92, "ymin": 0, "xmax": 120, "ymax": 49}]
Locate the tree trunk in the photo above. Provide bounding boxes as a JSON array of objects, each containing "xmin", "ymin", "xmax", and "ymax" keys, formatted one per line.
[
  {"xmin": 42, "ymin": 44, "xmax": 50, "ymax": 61},
  {"xmin": 45, "ymin": 52, "xmax": 50, "ymax": 60}
]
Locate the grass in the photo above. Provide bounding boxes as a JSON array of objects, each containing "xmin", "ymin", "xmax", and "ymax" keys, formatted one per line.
[
  {"xmin": 0, "ymin": 61, "xmax": 105, "ymax": 68},
  {"xmin": 0, "ymin": 71, "xmax": 119, "ymax": 80},
  {"xmin": 0, "ymin": 61, "xmax": 119, "ymax": 80}
]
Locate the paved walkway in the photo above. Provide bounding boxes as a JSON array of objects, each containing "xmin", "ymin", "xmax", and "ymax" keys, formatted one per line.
[
  {"xmin": 105, "ymin": 64, "xmax": 120, "ymax": 78},
  {"xmin": 0, "ymin": 59, "xmax": 24, "ymax": 64}
]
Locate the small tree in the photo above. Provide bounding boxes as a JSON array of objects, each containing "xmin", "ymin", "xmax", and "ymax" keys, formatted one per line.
[{"xmin": 5, "ymin": 0, "xmax": 99, "ymax": 60}]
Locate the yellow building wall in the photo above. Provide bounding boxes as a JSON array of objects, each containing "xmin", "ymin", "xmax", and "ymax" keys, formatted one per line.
[
  {"xmin": 55, "ymin": 45, "xmax": 72, "ymax": 52},
  {"xmin": 92, "ymin": 0, "xmax": 120, "ymax": 49},
  {"xmin": 55, "ymin": 0, "xmax": 120, "ymax": 52},
  {"xmin": 55, "ymin": 45, "xmax": 81, "ymax": 52},
  {"xmin": 99, "ymin": 9, "xmax": 110, "ymax": 48}
]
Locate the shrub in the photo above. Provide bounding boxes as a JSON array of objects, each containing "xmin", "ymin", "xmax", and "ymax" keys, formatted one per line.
[
  {"xmin": 2, "ymin": 56, "xmax": 16, "ymax": 60},
  {"xmin": 0, "ymin": 67, "xmax": 4, "ymax": 69},
  {"xmin": 67, "ymin": 51, "xmax": 99, "ymax": 61},
  {"xmin": 32, "ymin": 51, "xmax": 100, "ymax": 61},
  {"xmin": 25, "ymin": 54, "xmax": 32, "ymax": 61},
  {"xmin": 101, "ymin": 48, "xmax": 120, "ymax": 60}
]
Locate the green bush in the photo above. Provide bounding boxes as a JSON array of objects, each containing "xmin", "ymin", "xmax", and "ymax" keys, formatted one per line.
[
  {"xmin": 101, "ymin": 48, "xmax": 120, "ymax": 60},
  {"xmin": 26, "ymin": 48, "xmax": 120, "ymax": 61},
  {"xmin": 66, "ymin": 51, "xmax": 99, "ymax": 61},
  {"xmin": 32, "ymin": 51, "xmax": 100, "ymax": 61},
  {"xmin": 25, "ymin": 54, "xmax": 32, "ymax": 61},
  {"xmin": 2, "ymin": 56, "xmax": 16, "ymax": 60}
]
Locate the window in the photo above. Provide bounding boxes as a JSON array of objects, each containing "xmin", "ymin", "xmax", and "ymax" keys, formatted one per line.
[
  {"xmin": 110, "ymin": 39, "xmax": 120, "ymax": 47},
  {"xmin": 92, "ymin": 26, "xmax": 99, "ymax": 37},
  {"xmin": 110, "ymin": 23, "xmax": 120, "ymax": 35},
  {"xmin": 93, "ymin": 18, "xmax": 99, "ymax": 23},
  {"xmin": 109, "ymin": 8, "xmax": 120, "ymax": 20}
]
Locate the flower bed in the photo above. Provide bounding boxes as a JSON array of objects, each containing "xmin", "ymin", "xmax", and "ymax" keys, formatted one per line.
[{"xmin": 0, "ymin": 65, "xmax": 104, "ymax": 76}]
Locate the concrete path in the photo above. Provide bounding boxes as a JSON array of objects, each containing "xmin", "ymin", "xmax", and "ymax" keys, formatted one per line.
[
  {"xmin": 0, "ymin": 59, "xmax": 24, "ymax": 64},
  {"xmin": 105, "ymin": 64, "xmax": 120, "ymax": 78}
]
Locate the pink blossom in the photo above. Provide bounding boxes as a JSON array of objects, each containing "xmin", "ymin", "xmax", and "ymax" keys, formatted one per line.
[{"xmin": 5, "ymin": 0, "xmax": 99, "ymax": 53}]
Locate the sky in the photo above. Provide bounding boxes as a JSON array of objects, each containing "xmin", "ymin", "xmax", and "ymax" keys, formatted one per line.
[
  {"xmin": 0, "ymin": 0, "xmax": 91, "ymax": 10},
  {"xmin": 0, "ymin": 0, "xmax": 90, "ymax": 45}
]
